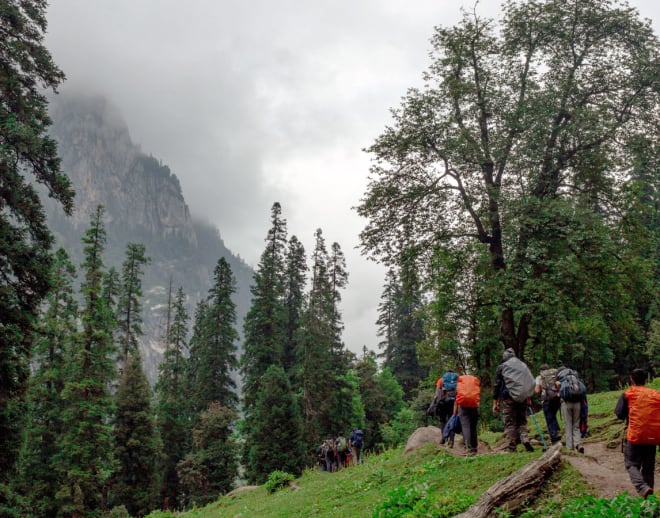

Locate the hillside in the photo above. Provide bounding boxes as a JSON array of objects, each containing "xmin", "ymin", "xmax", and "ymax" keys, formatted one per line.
[
  {"xmin": 146, "ymin": 382, "xmax": 660, "ymax": 517},
  {"xmin": 43, "ymin": 92, "xmax": 255, "ymax": 382}
]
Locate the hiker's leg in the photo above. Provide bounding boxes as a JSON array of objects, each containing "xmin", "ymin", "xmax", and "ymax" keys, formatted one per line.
[
  {"xmin": 515, "ymin": 402, "xmax": 531, "ymax": 445},
  {"xmin": 543, "ymin": 399, "xmax": 561, "ymax": 442},
  {"xmin": 561, "ymin": 401, "xmax": 574, "ymax": 448},
  {"xmin": 625, "ymin": 442, "xmax": 652, "ymax": 496},
  {"xmin": 502, "ymin": 399, "xmax": 518, "ymax": 451},
  {"xmin": 640, "ymin": 445, "xmax": 655, "ymax": 491},
  {"xmin": 568, "ymin": 402, "xmax": 582, "ymax": 450},
  {"xmin": 459, "ymin": 407, "xmax": 478, "ymax": 455}
]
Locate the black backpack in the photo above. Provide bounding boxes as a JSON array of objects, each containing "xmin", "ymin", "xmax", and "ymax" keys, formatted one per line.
[{"xmin": 557, "ymin": 368, "xmax": 587, "ymax": 402}]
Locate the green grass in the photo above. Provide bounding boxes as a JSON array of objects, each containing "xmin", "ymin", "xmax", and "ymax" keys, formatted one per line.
[{"xmin": 148, "ymin": 379, "xmax": 660, "ymax": 518}]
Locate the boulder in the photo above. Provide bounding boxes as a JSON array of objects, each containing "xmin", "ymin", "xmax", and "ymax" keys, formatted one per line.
[{"xmin": 403, "ymin": 426, "xmax": 444, "ymax": 455}]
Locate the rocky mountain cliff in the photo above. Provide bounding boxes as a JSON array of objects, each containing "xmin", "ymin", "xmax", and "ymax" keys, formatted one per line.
[{"xmin": 44, "ymin": 93, "xmax": 254, "ymax": 384}]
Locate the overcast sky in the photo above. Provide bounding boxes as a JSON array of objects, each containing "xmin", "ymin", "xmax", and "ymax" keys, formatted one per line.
[{"xmin": 45, "ymin": 0, "xmax": 659, "ymax": 356}]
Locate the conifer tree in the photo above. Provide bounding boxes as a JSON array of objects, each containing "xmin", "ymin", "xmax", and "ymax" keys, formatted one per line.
[
  {"xmin": 112, "ymin": 351, "xmax": 160, "ymax": 517},
  {"xmin": 0, "ymin": 0, "xmax": 73, "ymax": 494},
  {"xmin": 18, "ymin": 249, "xmax": 78, "ymax": 516},
  {"xmin": 117, "ymin": 243, "xmax": 150, "ymax": 366},
  {"xmin": 176, "ymin": 402, "xmax": 238, "ymax": 506},
  {"xmin": 283, "ymin": 235, "xmax": 307, "ymax": 376},
  {"xmin": 188, "ymin": 258, "xmax": 238, "ymax": 413},
  {"xmin": 241, "ymin": 202, "xmax": 288, "ymax": 409},
  {"xmin": 56, "ymin": 206, "xmax": 117, "ymax": 516},
  {"xmin": 244, "ymin": 365, "xmax": 305, "ymax": 483},
  {"xmin": 155, "ymin": 286, "xmax": 190, "ymax": 510}
]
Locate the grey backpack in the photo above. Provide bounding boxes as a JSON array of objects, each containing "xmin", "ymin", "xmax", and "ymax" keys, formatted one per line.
[{"xmin": 501, "ymin": 357, "xmax": 536, "ymax": 403}]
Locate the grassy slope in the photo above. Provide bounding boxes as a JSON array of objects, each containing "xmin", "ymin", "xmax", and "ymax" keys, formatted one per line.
[{"xmin": 149, "ymin": 379, "xmax": 660, "ymax": 518}]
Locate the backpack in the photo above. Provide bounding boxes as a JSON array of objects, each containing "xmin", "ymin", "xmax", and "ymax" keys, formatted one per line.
[
  {"xmin": 557, "ymin": 368, "xmax": 587, "ymax": 402},
  {"xmin": 501, "ymin": 357, "xmax": 536, "ymax": 403},
  {"xmin": 625, "ymin": 386, "xmax": 660, "ymax": 445},
  {"xmin": 539, "ymin": 368, "xmax": 559, "ymax": 400},
  {"xmin": 336, "ymin": 436, "xmax": 348, "ymax": 452},
  {"xmin": 441, "ymin": 371, "xmax": 459, "ymax": 401},
  {"xmin": 456, "ymin": 375, "xmax": 481, "ymax": 408},
  {"xmin": 351, "ymin": 429, "xmax": 364, "ymax": 448}
]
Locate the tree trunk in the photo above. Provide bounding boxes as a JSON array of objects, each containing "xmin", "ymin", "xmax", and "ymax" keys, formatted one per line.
[{"xmin": 455, "ymin": 442, "xmax": 562, "ymax": 518}]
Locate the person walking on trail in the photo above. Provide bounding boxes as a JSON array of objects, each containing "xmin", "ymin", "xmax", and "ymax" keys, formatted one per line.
[
  {"xmin": 557, "ymin": 366, "xmax": 587, "ymax": 453},
  {"xmin": 427, "ymin": 370, "xmax": 459, "ymax": 447},
  {"xmin": 535, "ymin": 364, "xmax": 562, "ymax": 444},
  {"xmin": 493, "ymin": 348, "xmax": 535, "ymax": 453},
  {"xmin": 454, "ymin": 374, "xmax": 480, "ymax": 456},
  {"xmin": 335, "ymin": 432, "xmax": 349, "ymax": 469},
  {"xmin": 615, "ymin": 368, "xmax": 659, "ymax": 499},
  {"xmin": 350, "ymin": 428, "xmax": 364, "ymax": 465}
]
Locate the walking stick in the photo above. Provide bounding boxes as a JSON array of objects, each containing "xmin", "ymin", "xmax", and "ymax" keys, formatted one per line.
[{"xmin": 528, "ymin": 406, "xmax": 548, "ymax": 451}]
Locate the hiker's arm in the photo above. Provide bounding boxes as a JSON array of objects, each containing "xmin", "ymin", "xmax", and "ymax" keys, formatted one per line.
[
  {"xmin": 614, "ymin": 393, "xmax": 628, "ymax": 420},
  {"xmin": 453, "ymin": 400, "xmax": 458, "ymax": 415}
]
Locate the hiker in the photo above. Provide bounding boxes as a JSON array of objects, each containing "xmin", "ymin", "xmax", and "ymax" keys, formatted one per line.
[
  {"xmin": 535, "ymin": 364, "xmax": 562, "ymax": 444},
  {"xmin": 615, "ymin": 368, "xmax": 659, "ymax": 499},
  {"xmin": 350, "ymin": 428, "xmax": 364, "ymax": 465},
  {"xmin": 322, "ymin": 435, "xmax": 337, "ymax": 472},
  {"xmin": 493, "ymin": 348, "xmax": 535, "ymax": 453},
  {"xmin": 427, "ymin": 370, "xmax": 459, "ymax": 447},
  {"xmin": 454, "ymin": 374, "xmax": 480, "ymax": 455},
  {"xmin": 335, "ymin": 432, "xmax": 349, "ymax": 469},
  {"xmin": 556, "ymin": 366, "xmax": 587, "ymax": 453}
]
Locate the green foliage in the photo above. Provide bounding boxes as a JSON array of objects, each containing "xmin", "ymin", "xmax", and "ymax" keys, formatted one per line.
[
  {"xmin": 557, "ymin": 494, "xmax": 658, "ymax": 518},
  {"xmin": 374, "ymin": 482, "xmax": 473, "ymax": 518},
  {"xmin": 0, "ymin": 0, "xmax": 73, "ymax": 485},
  {"xmin": 264, "ymin": 471, "xmax": 295, "ymax": 494}
]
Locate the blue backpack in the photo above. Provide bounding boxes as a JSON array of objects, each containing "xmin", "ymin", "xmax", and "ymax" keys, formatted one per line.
[
  {"xmin": 442, "ymin": 371, "xmax": 459, "ymax": 400},
  {"xmin": 351, "ymin": 429, "xmax": 363, "ymax": 447},
  {"xmin": 557, "ymin": 368, "xmax": 587, "ymax": 403}
]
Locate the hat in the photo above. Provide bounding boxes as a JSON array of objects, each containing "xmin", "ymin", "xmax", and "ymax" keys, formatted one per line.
[{"xmin": 502, "ymin": 348, "xmax": 516, "ymax": 360}]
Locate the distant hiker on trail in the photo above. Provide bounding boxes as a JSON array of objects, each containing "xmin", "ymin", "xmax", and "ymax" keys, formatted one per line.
[
  {"xmin": 493, "ymin": 348, "xmax": 535, "ymax": 453},
  {"xmin": 557, "ymin": 366, "xmax": 587, "ymax": 453},
  {"xmin": 350, "ymin": 428, "xmax": 364, "ymax": 465},
  {"xmin": 615, "ymin": 368, "xmax": 659, "ymax": 499},
  {"xmin": 535, "ymin": 364, "xmax": 562, "ymax": 444},
  {"xmin": 427, "ymin": 370, "xmax": 459, "ymax": 447},
  {"xmin": 335, "ymin": 432, "xmax": 349, "ymax": 469},
  {"xmin": 321, "ymin": 435, "xmax": 337, "ymax": 472},
  {"xmin": 454, "ymin": 374, "xmax": 480, "ymax": 456}
]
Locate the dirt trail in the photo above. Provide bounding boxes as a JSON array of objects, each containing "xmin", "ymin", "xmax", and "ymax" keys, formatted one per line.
[{"xmin": 563, "ymin": 441, "xmax": 637, "ymax": 498}]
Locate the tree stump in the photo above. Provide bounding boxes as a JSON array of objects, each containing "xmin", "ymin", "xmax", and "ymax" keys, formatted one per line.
[{"xmin": 455, "ymin": 442, "xmax": 562, "ymax": 517}]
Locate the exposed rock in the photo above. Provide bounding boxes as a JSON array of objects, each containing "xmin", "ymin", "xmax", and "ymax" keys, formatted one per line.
[{"xmin": 403, "ymin": 426, "xmax": 444, "ymax": 455}]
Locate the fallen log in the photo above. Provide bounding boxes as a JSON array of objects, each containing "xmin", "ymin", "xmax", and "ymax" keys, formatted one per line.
[{"xmin": 455, "ymin": 442, "xmax": 562, "ymax": 518}]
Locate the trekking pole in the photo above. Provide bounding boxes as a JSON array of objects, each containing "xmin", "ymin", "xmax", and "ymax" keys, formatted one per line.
[{"xmin": 528, "ymin": 406, "xmax": 548, "ymax": 451}]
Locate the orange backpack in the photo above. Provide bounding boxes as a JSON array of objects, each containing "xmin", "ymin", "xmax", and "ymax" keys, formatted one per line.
[
  {"xmin": 456, "ymin": 375, "xmax": 481, "ymax": 408},
  {"xmin": 625, "ymin": 385, "xmax": 660, "ymax": 445}
]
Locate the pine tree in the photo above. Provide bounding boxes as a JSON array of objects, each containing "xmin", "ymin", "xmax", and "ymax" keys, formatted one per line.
[
  {"xmin": 18, "ymin": 249, "xmax": 78, "ymax": 517},
  {"xmin": 188, "ymin": 258, "xmax": 238, "ymax": 414},
  {"xmin": 56, "ymin": 206, "xmax": 117, "ymax": 516},
  {"xmin": 0, "ymin": 0, "xmax": 73, "ymax": 495},
  {"xmin": 117, "ymin": 243, "xmax": 150, "ymax": 366},
  {"xmin": 283, "ymin": 235, "xmax": 307, "ymax": 376},
  {"xmin": 155, "ymin": 286, "xmax": 190, "ymax": 510},
  {"xmin": 241, "ymin": 202, "xmax": 288, "ymax": 409},
  {"xmin": 244, "ymin": 365, "xmax": 305, "ymax": 483},
  {"xmin": 112, "ymin": 351, "xmax": 160, "ymax": 517},
  {"xmin": 176, "ymin": 402, "xmax": 238, "ymax": 506}
]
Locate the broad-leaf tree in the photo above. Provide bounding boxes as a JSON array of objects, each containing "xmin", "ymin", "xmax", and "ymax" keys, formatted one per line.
[{"xmin": 358, "ymin": 0, "xmax": 659, "ymax": 372}]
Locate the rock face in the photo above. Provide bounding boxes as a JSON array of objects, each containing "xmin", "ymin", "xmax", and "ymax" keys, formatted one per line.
[
  {"xmin": 403, "ymin": 426, "xmax": 445, "ymax": 455},
  {"xmin": 44, "ymin": 92, "xmax": 253, "ymax": 384}
]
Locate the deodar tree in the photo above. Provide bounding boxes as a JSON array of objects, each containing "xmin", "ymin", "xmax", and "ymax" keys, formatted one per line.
[
  {"xmin": 358, "ymin": 0, "xmax": 659, "ymax": 379},
  {"xmin": 0, "ymin": 0, "xmax": 73, "ymax": 493}
]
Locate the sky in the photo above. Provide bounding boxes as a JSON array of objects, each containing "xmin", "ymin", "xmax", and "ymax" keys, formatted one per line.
[{"xmin": 44, "ymin": 0, "xmax": 659, "ymax": 356}]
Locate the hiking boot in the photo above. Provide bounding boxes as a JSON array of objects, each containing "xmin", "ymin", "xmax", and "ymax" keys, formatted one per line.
[
  {"xmin": 576, "ymin": 445, "xmax": 584, "ymax": 454},
  {"xmin": 642, "ymin": 487, "xmax": 653, "ymax": 499},
  {"xmin": 523, "ymin": 442, "xmax": 534, "ymax": 452}
]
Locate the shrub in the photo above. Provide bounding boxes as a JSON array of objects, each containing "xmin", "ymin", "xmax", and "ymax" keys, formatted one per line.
[{"xmin": 264, "ymin": 470, "xmax": 295, "ymax": 494}]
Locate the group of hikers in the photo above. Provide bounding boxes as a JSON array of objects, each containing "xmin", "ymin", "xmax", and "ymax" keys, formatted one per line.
[
  {"xmin": 428, "ymin": 348, "xmax": 658, "ymax": 498},
  {"xmin": 317, "ymin": 429, "xmax": 364, "ymax": 472}
]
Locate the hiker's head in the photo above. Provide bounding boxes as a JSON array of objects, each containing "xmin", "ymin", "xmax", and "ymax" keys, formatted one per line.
[
  {"xmin": 502, "ymin": 348, "xmax": 516, "ymax": 361},
  {"xmin": 631, "ymin": 369, "xmax": 646, "ymax": 386},
  {"xmin": 540, "ymin": 363, "xmax": 549, "ymax": 371}
]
